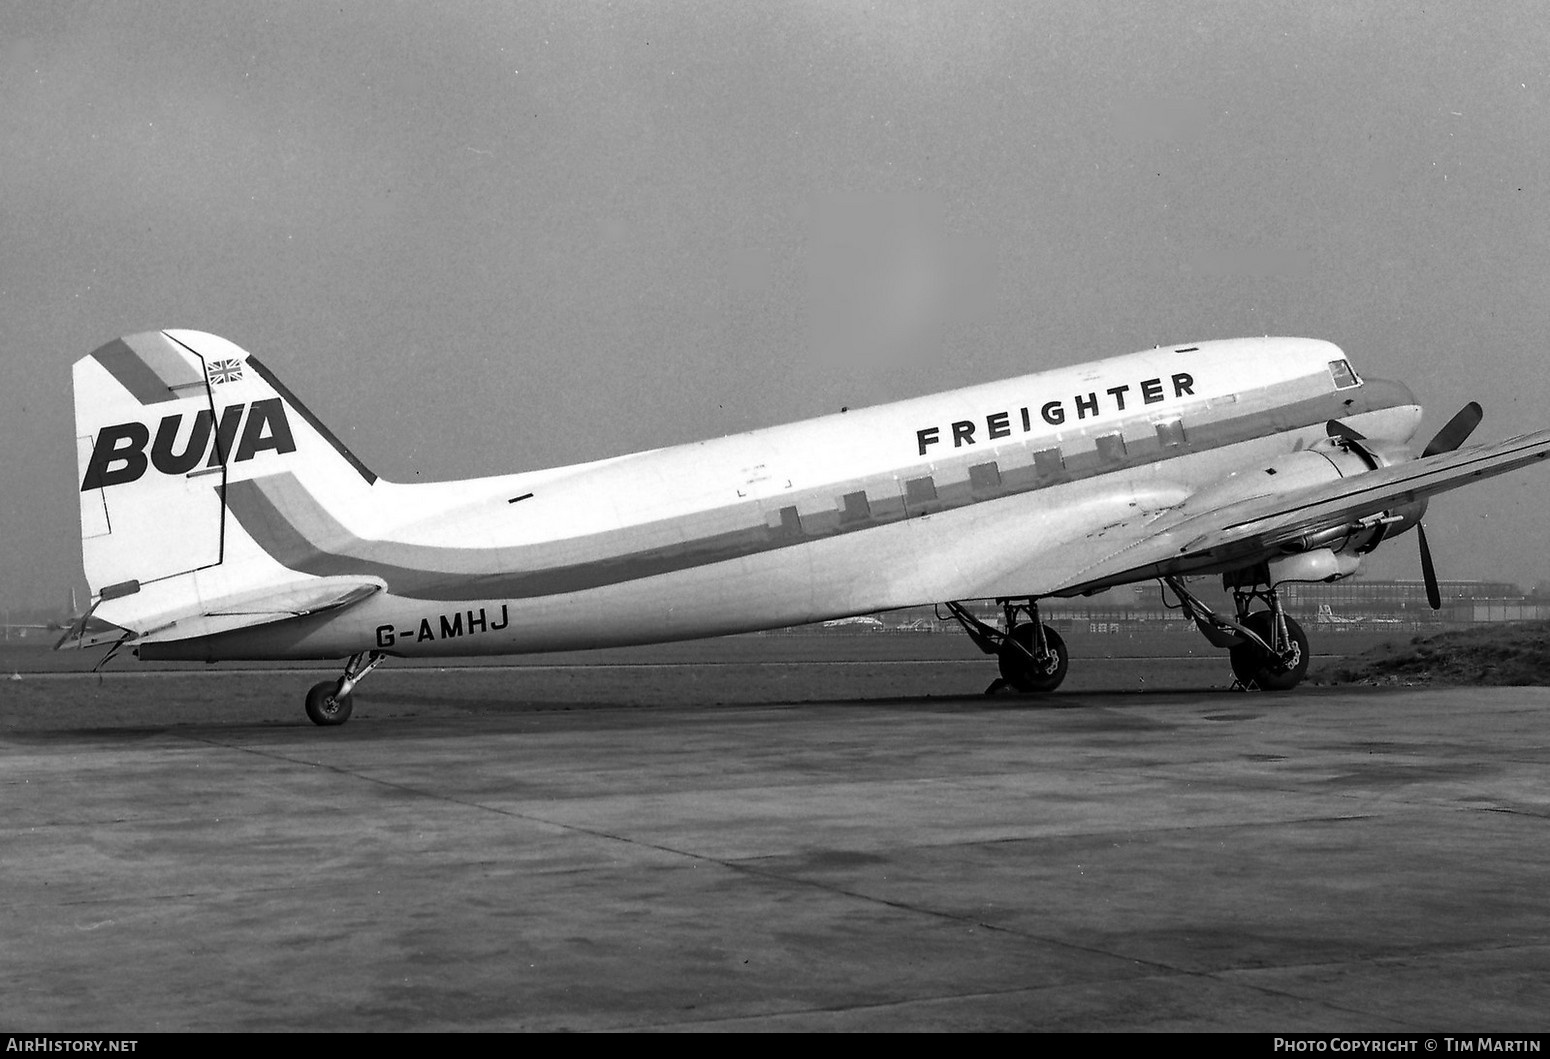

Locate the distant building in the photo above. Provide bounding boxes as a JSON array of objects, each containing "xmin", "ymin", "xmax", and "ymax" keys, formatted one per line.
[
  {"xmin": 776, "ymin": 577, "xmax": 1550, "ymax": 635},
  {"xmin": 1134, "ymin": 578, "xmax": 1549, "ymax": 624}
]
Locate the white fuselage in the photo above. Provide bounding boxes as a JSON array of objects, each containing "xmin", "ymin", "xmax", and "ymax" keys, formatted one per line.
[{"xmin": 142, "ymin": 337, "xmax": 1422, "ymax": 661}]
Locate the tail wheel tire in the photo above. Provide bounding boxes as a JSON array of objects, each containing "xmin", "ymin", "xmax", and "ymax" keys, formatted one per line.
[
  {"xmin": 1229, "ymin": 611, "xmax": 1310, "ymax": 691},
  {"xmin": 305, "ymin": 680, "xmax": 354, "ymax": 726},
  {"xmin": 998, "ymin": 624, "xmax": 1070, "ymax": 693}
]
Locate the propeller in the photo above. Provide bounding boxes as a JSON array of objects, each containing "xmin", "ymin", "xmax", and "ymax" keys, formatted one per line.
[
  {"xmin": 1416, "ymin": 523, "xmax": 1442, "ymax": 610},
  {"xmin": 1325, "ymin": 418, "xmax": 1381, "ymax": 469},
  {"xmin": 1325, "ymin": 403, "xmax": 1485, "ymax": 610},
  {"xmin": 1422, "ymin": 402, "xmax": 1483, "ymax": 458},
  {"xmin": 1412, "ymin": 402, "xmax": 1485, "ymax": 609},
  {"xmin": 1325, "ymin": 419, "xmax": 1367, "ymax": 444}
]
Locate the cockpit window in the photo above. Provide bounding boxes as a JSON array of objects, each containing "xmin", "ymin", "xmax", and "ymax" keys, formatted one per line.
[{"xmin": 1328, "ymin": 359, "xmax": 1361, "ymax": 389}]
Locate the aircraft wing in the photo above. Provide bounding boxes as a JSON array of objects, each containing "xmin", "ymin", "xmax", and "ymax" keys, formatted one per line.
[{"xmin": 1031, "ymin": 428, "xmax": 1550, "ymax": 598}]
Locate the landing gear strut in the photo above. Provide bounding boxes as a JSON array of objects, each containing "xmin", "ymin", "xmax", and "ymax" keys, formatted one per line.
[
  {"xmin": 305, "ymin": 650, "xmax": 387, "ymax": 726},
  {"xmin": 1163, "ymin": 573, "xmax": 1309, "ymax": 691},
  {"xmin": 943, "ymin": 599, "xmax": 1070, "ymax": 694}
]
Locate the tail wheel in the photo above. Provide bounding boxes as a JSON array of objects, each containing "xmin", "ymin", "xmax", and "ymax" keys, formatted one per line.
[
  {"xmin": 998, "ymin": 624, "xmax": 1069, "ymax": 693},
  {"xmin": 1229, "ymin": 611, "xmax": 1310, "ymax": 691},
  {"xmin": 305, "ymin": 680, "xmax": 354, "ymax": 726}
]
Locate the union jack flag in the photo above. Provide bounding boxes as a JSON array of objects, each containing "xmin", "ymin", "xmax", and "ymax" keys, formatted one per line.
[{"xmin": 206, "ymin": 358, "xmax": 244, "ymax": 386}]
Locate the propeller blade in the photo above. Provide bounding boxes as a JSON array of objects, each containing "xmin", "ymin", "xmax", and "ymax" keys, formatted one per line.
[
  {"xmin": 1417, "ymin": 522, "xmax": 1442, "ymax": 610},
  {"xmin": 1326, "ymin": 419, "xmax": 1367, "ymax": 443},
  {"xmin": 1326, "ymin": 418, "xmax": 1384, "ymax": 468},
  {"xmin": 1422, "ymin": 402, "xmax": 1483, "ymax": 458}
]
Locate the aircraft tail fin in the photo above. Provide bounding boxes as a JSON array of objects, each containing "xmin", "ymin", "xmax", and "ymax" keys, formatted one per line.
[{"xmin": 70, "ymin": 330, "xmax": 382, "ymax": 646}]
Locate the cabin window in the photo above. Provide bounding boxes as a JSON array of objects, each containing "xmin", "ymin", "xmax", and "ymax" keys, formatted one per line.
[
  {"xmin": 1032, "ymin": 447, "xmax": 1064, "ymax": 477},
  {"xmin": 968, "ymin": 462, "xmax": 1001, "ymax": 493},
  {"xmin": 903, "ymin": 476, "xmax": 945, "ymax": 518},
  {"xmin": 904, "ymin": 476, "xmax": 938, "ymax": 512},
  {"xmin": 1154, "ymin": 418, "xmax": 1186, "ymax": 448},
  {"xmin": 1328, "ymin": 359, "xmax": 1361, "ymax": 389},
  {"xmin": 840, "ymin": 490, "xmax": 871, "ymax": 524},
  {"xmin": 1095, "ymin": 433, "xmax": 1127, "ymax": 462}
]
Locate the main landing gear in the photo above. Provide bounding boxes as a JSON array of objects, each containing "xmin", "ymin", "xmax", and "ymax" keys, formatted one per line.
[
  {"xmin": 944, "ymin": 570, "xmax": 1311, "ymax": 696},
  {"xmin": 1162, "ymin": 573, "xmax": 1310, "ymax": 691},
  {"xmin": 304, "ymin": 650, "xmax": 387, "ymax": 726},
  {"xmin": 943, "ymin": 600, "xmax": 1070, "ymax": 695}
]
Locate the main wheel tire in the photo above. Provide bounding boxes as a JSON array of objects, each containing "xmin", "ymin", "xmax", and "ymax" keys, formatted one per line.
[
  {"xmin": 997, "ymin": 624, "xmax": 1070, "ymax": 693},
  {"xmin": 1228, "ymin": 611, "xmax": 1310, "ymax": 691},
  {"xmin": 305, "ymin": 680, "xmax": 354, "ymax": 726}
]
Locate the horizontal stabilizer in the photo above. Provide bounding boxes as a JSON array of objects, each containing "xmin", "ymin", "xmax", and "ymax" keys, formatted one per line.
[
  {"xmin": 56, "ymin": 615, "xmax": 137, "ymax": 651},
  {"xmin": 63, "ymin": 576, "xmax": 385, "ymax": 649}
]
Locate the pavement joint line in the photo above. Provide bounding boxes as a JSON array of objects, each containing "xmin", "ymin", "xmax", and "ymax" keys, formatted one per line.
[
  {"xmin": 163, "ymin": 730, "xmax": 1268, "ymax": 980},
  {"xmin": 1225, "ymin": 939, "xmax": 1550, "ymax": 970},
  {"xmin": 5, "ymin": 656, "xmax": 1239, "ymax": 677},
  {"xmin": 9, "ymin": 695, "xmax": 1548, "ymax": 1028},
  {"xmin": 169, "ymin": 729, "xmax": 1420, "ymax": 853},
  {"xmin": 160, "ymin": 719, "xmax": 1550, "ymax": 1006},
  {"xmin": 165, "ymin": 728, "xmax": 1445, "ymax": 994},
  {"xmin": 1472, "ymin": 805, "xmax": 1548, "ymax": 818},
  {"xmin": 634, "ymin": 966, "xmax": 1420, "ymax": 1032}
]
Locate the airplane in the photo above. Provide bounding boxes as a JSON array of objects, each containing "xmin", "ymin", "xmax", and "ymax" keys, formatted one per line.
[
  {"xmin": 4, "ymin": 589, "xmax": 87, "ymax": 638},
  {"xmin": 1311, "ymin": 601, "xmax": 1407, "ymax": 625},
  {"xmin": 821, "ymin": 616, "xmax": 887, "ymax": 629},
  {"xmin": 61, "ymin": 330, "xmax": 1550, "ymax": 724},
  {"xmin": 1314, "ymin": 602, "xmax": 1365, "ymax": 625}
]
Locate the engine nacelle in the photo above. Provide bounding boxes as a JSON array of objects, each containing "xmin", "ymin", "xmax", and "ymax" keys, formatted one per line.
[
  {"xmin": 1185, "ymin": 440, "xmax": 1377, "ymax": 514},
  {"xmin": 1187, "ymin": 437, "xmax": 1426, "ymax": 557},
  {"xmin": 1365, "ymin": 495, "xmax": 1428, "ymax": 545},
  {"xmin": 1268, "ymin": 548, "xmax": 1362, "ymax": 586}
]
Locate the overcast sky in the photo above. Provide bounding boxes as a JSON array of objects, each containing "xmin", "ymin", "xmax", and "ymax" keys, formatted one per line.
[{"xmin": 3, "ymin": 0, "xmax": 1549, "ymax": 610}]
